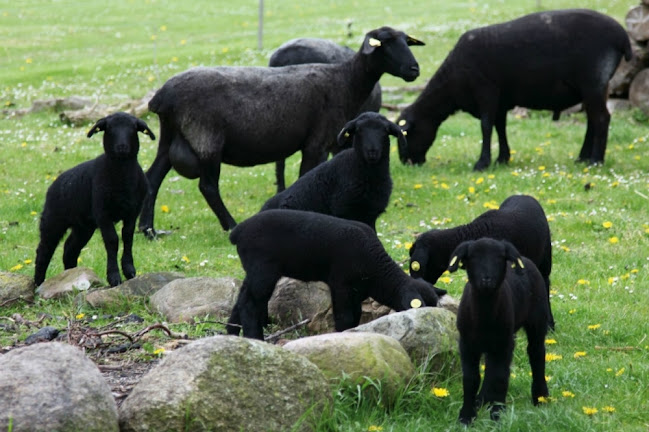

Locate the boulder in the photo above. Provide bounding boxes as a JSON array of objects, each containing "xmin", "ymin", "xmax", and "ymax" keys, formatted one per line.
[
  {"xmin": 0, "ymin": 342, "xmax": 118, "ymax": 432},
  {"xmin": 119, "ymin": 335, "xmax": 330, "ymax": 432},
  {"xmin": 36, "ymin": 267, "xmax": 104, "ymax": 299},
  {"xmin": 0, "ymin": 272, "xmax": 35, "ymax": 305},
  {"xmin": 149, "ymin": 277, "xmax": 241, "ymax": 323},
  {"xmin": 78, "ymin": 272, "xmax": 184, "ymax": 307},
  {"xmin": 283, "ymin": 332, "xmax": 415, "ymax": 404},
  {"xmin": 346, "ymin": 307, "xmax": 459, "ymax": 369},
  {"xmin": 268, "ymin": 278, "xmax": 332, "ymax": 326}
]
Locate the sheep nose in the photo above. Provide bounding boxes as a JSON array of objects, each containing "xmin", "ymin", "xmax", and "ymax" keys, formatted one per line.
[
  {"xmin": 410, "ymin": 65, "xmax": 420, "ymax": 74},
  {"xmin": 481, "ymin": 276, "xmax": 493, "ymax": 286}
]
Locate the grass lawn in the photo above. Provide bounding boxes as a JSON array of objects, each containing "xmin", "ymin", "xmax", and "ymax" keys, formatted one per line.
[{"xmin": 1, "ymin": 1, "xmax": 648, "ymax": 431}]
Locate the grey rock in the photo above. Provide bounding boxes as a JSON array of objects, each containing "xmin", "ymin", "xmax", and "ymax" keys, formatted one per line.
[
  {"xmin": 346, "ymin": 307, "xmax": 459, "ymax": 368},
  {"xmin": 283, "ymin": 332, "xmax": 415, "ymax": 404},
  {"xmin": 119, "ymin": 335, "xmax": 331, "ymax": 432},
  {"xmin": 269, "ymin": 277, "xmax": 332, "ymax": 326},
  {"xmin": 0, "ymin": 272, "xmax": 35, "ymax": 305},
  {"xmin": 78, "ymin": 272, "xmax": 184, "ymax": 307},
  {"xmin": 36, "ymin": 267, "xmax": 104, "ymax": 299},
  {"xmin": 149, "ymin": 277, "xmax": 241, "ymax": 323},
  {"xmin": 0, "ymin": 342, "xmax": 118, "ymax": 432}
]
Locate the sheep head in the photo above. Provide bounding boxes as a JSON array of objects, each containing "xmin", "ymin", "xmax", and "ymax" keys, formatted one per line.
[
  {"xmin": 360, "ymin": 27, "xmax": 423, "ymax": 82},
  {"xmin": 88, "ymin": 112, "xmax": 155, "ymax": 160},
  {"xmin": 448, "ymin": 238, "xmax": 524, "ymax": 294},
  {"xmin": 396, "ymin": 107, "xmax": 439, "ymax": 165},
  {"xmin": 336, "ymin": 112, "xmax": 405, "ymax": 164}
]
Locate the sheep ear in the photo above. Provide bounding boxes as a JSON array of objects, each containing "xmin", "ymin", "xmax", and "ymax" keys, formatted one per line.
[
  {"xmin": 388, "ymin": 121, "xmax": 408, "ymax": 155},
  {"xmin": 504, "ymin": 241, "xmax": 525, "ymax": 274},
  {"xmin": 448, "ymin": 241, "xmax": 471, "ymax": 273},
  {"xmin": 336, "ymin": 119, "xmax": 356, "ymax": 149},
  {"xmin": 136, "ymin": 119, "xmax": 156, "ymax": 140},
  {"xmin": 362, "ymin": 35, "xmax": 381, "ymax": 54},
  {"xmin": 406, "ymin": 35, "xmax": 426, "ymax": 46},
  {"xmin": 87, "ymin": 118, "xmax": 107, "ymax": 138}
]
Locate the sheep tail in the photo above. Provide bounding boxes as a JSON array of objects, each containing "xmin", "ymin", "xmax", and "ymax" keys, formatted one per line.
[{"xmin": 229, "ymin": 224, "xmax": 242, "ymax": 245}]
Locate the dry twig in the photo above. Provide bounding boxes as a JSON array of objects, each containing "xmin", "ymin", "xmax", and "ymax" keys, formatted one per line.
[{"xmin": 264, "ymin": 318, "xmax": 311, "ymax": 343}]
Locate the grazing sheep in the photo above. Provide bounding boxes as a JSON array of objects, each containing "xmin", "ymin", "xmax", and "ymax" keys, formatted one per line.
[
  {"xmin": 139, "ymin": 27, "xmax": 424, "ymax": 234},
  {"xmin": 396, "ymin": 9, "xmax": 632, "ymax": 170},
  {"xmin": 269, "ymin": 37, "xmax": 383, "ymax": 190},
  {"xmin": 409, "ymin": 194, "xmax": 554, "ymax": 329},
  {"xmin": 34, "ymin": 113, "xmax": 155, "ymax": 287},
  {"xmin": 261, "ymin": 112, "xmax": 404, "ymax": 231},
  {"xmin": 226, "ymin": 209, "xmax": 444, "ymax": 339},
  {"xmin": 449, "ymin": 238, "xmax": 550, "ymax": 424}
]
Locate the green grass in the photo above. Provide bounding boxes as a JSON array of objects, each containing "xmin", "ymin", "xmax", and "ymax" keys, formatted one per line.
[{"xmin": 1, "ymin": 1, "xmax": 649, "ymax": 431}]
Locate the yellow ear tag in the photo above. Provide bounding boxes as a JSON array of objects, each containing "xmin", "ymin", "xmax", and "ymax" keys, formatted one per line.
[
  {"xmin": 410, "ymin": 299, "xmax": 422, "ymax": 309},
  {"xmin": 368, "ymin": 37, "xmax": 382, "ymax": 47},
  {"xmin": 344, "ymin": 131, "xmax": 350, "ymax": 138},
  {"xmin": 411, "ymin": 261, "xmax": 420, "ymax": 272},
  {"xmin": 517, "ymin": 258, "xmax": 525, "ymax": 269},
  {"xmin": 398, "ymin": 119, "xmax": 407, "ymax": 126},
  {"xmin": 449, "ymin": 256, "xmax": 458, "ymax": 267},
  {"xmin": 402, "ymin": 130, "xmax": 407, "ymax": 136}
]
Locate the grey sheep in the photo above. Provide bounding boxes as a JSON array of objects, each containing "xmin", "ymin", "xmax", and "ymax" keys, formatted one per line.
[
  {"xmin": 449, "ymin": 238, "xmax": 550, "ymax": 424},
  {"xmin": 226, "ymin": 209, "xmax": 445, "ymax": 340},
  {"xmin": 269, "ymin": 37, "xmax": 383, "ymax": 190},
  {"xmin": 396, "ymin": 9, "xmax": 632, "ymax": 170},
  {"xmin": 34, "ymin": 112, "xmax": 155, "ymax": 287},
  {"xmin": 139, "ymin": 26, "xmax": 424, "ymax": 234},
  {"xmin": 408, "ymin": 194, "xmax": 554, "ymax": 329},
  {"xmin": 261, "ymin": 112, "xmax": 404, "ymax": 231}
]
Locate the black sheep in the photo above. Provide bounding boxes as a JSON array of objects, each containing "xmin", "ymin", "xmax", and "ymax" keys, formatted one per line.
[
  {"xmin": 269, "ymin": 37, "xmax": 382, "ymax": 190},
  {"xmin": 449, "ymin": 238, "xmax": 550, "ymax": 424},
  {"xmin": 396, "ymin": 9, "xmax": 632, "ymax": 170},
  {"xmin": 34, "ymin": 113, "xmax": 155, "ymax": 287},
  {"xmin": 226, "ymin": 209, "xmax": 444, "ymax": 340},
  {"xmin": 139, "ymin": 27, "xmax": 424, "ymax": 234},
  {"xmin": 409, "ymin": 194, "xmax": 554, "ymax": 329},
  {"xmin": 261, "ymin": 112, "xmax": 404, "ymax": 231}
]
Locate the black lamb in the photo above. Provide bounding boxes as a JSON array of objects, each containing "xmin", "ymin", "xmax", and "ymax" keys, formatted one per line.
[
  {"xmin": 396, "ymin": 9, "xmax": 632, "ymax": 170},
  {"xmin": 449, "ymin": 238, "xmax": 550, "ymax": 424},
  {"xmin": 261, "ymin": 112, "xmax": 404, "ymax": 231},
  {"xmin": 139, "ymin": 27, "xmax": 424, "ymax": 234},
  {"xmin": 226, "ymin": 209, "xmax": 445, "ymax": 340},
  {"xmin": 34, "ymin": 112, "xmax": 155, "ymax": 287},
  {"xmin": 269, "ymin": 37, "xmax": 382, "ymax": 189},
  {"xmin": 408, "ymin": 194, "xmax": 554, "ymax": 329}
]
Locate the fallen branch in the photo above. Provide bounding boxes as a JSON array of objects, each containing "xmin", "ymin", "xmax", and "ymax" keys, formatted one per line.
[
  {"xmin": 92, "ymin": 329, "xmax": 134, "ymax": 344},
  {"xmin": 0, "ymin": 297, "xmax": 21, "ymax": 307},
  {"xmin": 133, "ymin": 323, "xmax": 187, "ymax": 341},
  {"xmin": 264, "ymin": 318, "xmax": 311, "ymax": 343}
]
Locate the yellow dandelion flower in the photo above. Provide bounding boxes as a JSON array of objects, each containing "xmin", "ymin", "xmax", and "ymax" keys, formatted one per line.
[
  {"xmin": 545, "ymin": 375, "xmax": 552, "ymax": 382},
  {"xmin": 161, "ymin": 205, "xmax": 170, "ymax": 213},
  {"xmin": 147, "ymin": 75, "xmax": 155, "ymax": 82},
  {"xmin": 413, "ymin": 183, "xmax": 423, "ymax": 189},
  {"xmin": 611, "ymin": 181, "xmax": 619, "ymax": 187},
  {"xmin": 615, "ymin": 367, "xmax": 625, "ymax": 377},
  {"xmin": 432, "ymin": 387, "xmax": 450, "ymax": 397},
  {"xmin": 546, "ymin": 353, "xmax": 563, "ymax": 362},
  {"xmin": 588, "ymin": 324, "xmax": 601, "ymax": 330},
  {"xmin": 538, "ymin": 166, "xmax": 546, "ymax": 171},
  {"xmin": 602, "ymin": 221, "xmax": 613, "ymax": 229},
  {"xmin": 404, "ymin": 242, "xmax": 412, "ymax": 250},
  {"xmin": 582, "ymin": 407, "xmax": 598, "ymax": 416},
  {"xmin": 10, "ymin": 264, "xmax": 23, "ymax": 271},
  {"xmin": 487, "ymin": 174, "xmax": 495, "ymax": 179},
  {"xmin": 537, "ymin": 396, "xmax": 549, "ymax": 404},
  {"xmin": 171, "ymin": 56, "xmax": 178, "ymax": 62},
  {"xmin": 475, "ymin": 177, "xmax": 484, "ymax": 184},
  {"xmin": 562, "ymin": 391, "xmax": 575, "ymax": 398},
  {"xmin": 483, "ymin": 201, "xmax": 499, "ymax": 210},
  {"xmin": 26, "ymin": 58, "xmax": 33, "ymax": 64},
  {"xmin": 602, "ymin": 406, "xmax": 615, "ymax": 413},
  {"xmin": 608, "ymin": 277, "xmax": 617, "ymax": 285},
  {"xmin": 569, "ymin": 309, "xmax": 576, "ymax": 314},
  {"xmin": 76, "ymin": 313, "xmax": 85, "ymax": 320},
  {"xmin": 577, "ymin": 279, "xmax": 589, "ymax": 285},
  {"xmin": 545, "ymin": 338, "xmax": 557, "ymax": 345},
  {"xmin": 631, "ymin": 269, "xmax": 639, "ymax": 274},
  {"xmin": 367, "ymin": 426, "xmax": 383, "ymax": 432},
  {"xmin": 222, "ymin": 47, "xmax": 229, "ymax": 53},
  {"xmin": 440, "ymin": 183, "xmax": 449, "ymax": 190},
  {"xmin": 24, "ymin": 259, "xmax": 32, "ymax": 265},
  {"xmin": 468, "ymin": 186, "xmax": 476, "ymax": 194},
  {"xmin": 547, "ymin": 215, "xmax": 556, "ymax": 222},
  {"xmin": 606, "ymin": 368, "xmax": 613, "ymax": 372},
  {"xmin": 181, "ymin": 255, "xmax": 190, "ymax": 263},
  {"xmin": 438, "ymin": 276, "xmax": 451, "ymax": 284},
  {"xmin": 180, "ymin": 39, "xmax": 187, "ymax": 45},
  {"xmin": 30, "ymin": 210, "xmax": 37, "ymax": 216},
  {"xmin": 560, "ymin": 245, "xmax": 570, "ymax": 252},
  {"xmin": 511, "ymin": 171, "xmax": 519, "ymax": 177},
  {"xmin": 21, "ymin": 141, "xmax": 27, "ymax": 147},
  {"xmin": 574, "ymin": 351, "xmax": 587, "ymax": 359},
  {"xmin": 150, "ymin": 34, "xmax": 157, "ymax": 41},
  {"xmin": 608, "ymin": 236, "xmax": 619, "ymax": 244},
  {"xmin": 160, "ymin": 25, "xmax": 167, "ymax": 31},
  {"xmin": 153, "ymin": 347, "xmax": 166, "ymax": 355}
]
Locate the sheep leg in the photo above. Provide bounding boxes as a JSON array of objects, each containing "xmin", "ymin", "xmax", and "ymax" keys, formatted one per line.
[
  {"xmin": 237, "ymin": 270, "xmax": 280, "ymax": 339},
  {"xmin": 330, "ymin": 282, "xmax": 361, "ymax": 331},
  {"xmin": 97, "ymin": 220, "xmax": 122, "ymax": 287},
  {"xmin": 494, "ymin": 110, "xmax": 510, "ymax": 164},
  {"xmin": 62, "ymin": 225, "xmax": 95, "ymax": 270},
  {"xmin": 481, "ymin": 349, "xmax": 513, "ymax": 421},
  {"xmin": 526, "ymin": 328, "xmax": 549, "ymax": 404},
  {"xmin": 458, "ymin": 340, "xmax": 482, "ymax": 424},
  {"xmin": 298, "ymin": 147, "xmax": 328, "ymax": 177},
  {"xmin": 120, "ymin": 216, "xmax": 138, "ymax": 280},
  {"xmin": 198, "ymin": 159, "xmax": 237, "ymax": 231},
  {"xmin": 34, "ymin": 220, "xmax": 68, "ymax": 286},
  {"xmin": 139, "ymin": 151, "xmax": 172, "ymax": 238},
  {"xmin": 275, "ymin": 159, "xmax": 286, "ymax": 192},
  {"xmin": 474, "ymin": 114, "xmax": 494, "ymax": 171},
  {"xmin": 580, "ymin": 92, "xmax": 609, "ymax": 164}
]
